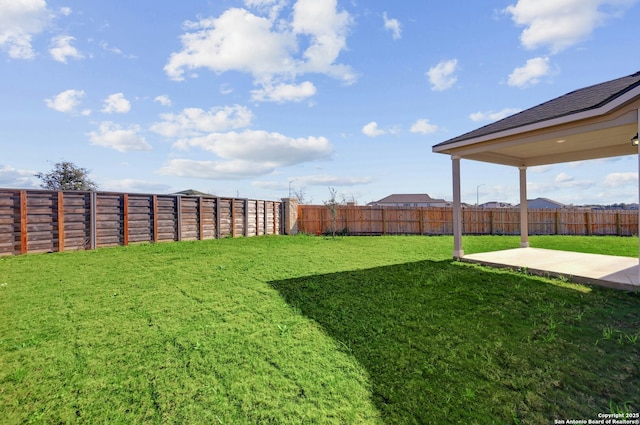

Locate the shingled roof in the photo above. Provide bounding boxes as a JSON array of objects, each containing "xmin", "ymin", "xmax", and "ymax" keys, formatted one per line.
[
  {"xmin": 374, "ymin": 194, "xmax": 439, "ymax": 203},
  {"xmin": 434, "ymin": 71, "xmax": 640, "ymax": 148}
]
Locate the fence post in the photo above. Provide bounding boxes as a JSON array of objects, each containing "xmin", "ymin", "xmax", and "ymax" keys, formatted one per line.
[
  {"xmin": 256, "ymin": 200, "xmax": 261, "ymax": 236},
  {"xmin": 57, "ymin": 191, "xmax": 65, "ymax": 252},
  {"xmin": 555, "ymin": 210, "xmax": 560, "ymax": 235},
  {"xmin": 489, "ymin": 210, "xmax": 494, "ymax": 235},
  {"xmin": 198, "ymin": 197, "xmax": 204, "ymax": 240},
  {"xmin": 216, "ymin": 198, "xmax": 222, "ymax": 239},
  {"xmin": 231, "ymin": 199, "xmax": 236, "ymax": 237},
  {"xmin": 20, "ymin": 190, "xmax": 27, "ymax": 254},
  {"xmin": 281, "ymin": 198, "xmax": 299, "ymax": 235},
  {"xmin": 616, "ymin": 211, "xmax": 622, "ymax": 236},
  {"xmin": 273, "ymin": 202, "xmax": 278, "ymax": 235},
  {"xmin": 244, "ymin": 199, "xmax": 249, "ymax": 237},
  {"xmin": 263, "ymin": 201, "xmax": 268, "ymax": 236},
  {"xmin": 123, "ymin": 193, "xmax": 129, "ymax": 246},
  {"xmin": 176, "ymin": 195, "xmax": 182, "ymax": 241},
  {"xmin": 152, "ymin": 195, "xmax": 158, "ymax": 242},
  {"xmin": 382, "ymin": 208, "xmax": 387, "ymax": 235},
  {"xmin": 90, "ymin": 192, "xmax": 97, "ymax": 250},
  {"xmin": 585, "ymin": 211, "xmax": 592, "ymax": 236}
]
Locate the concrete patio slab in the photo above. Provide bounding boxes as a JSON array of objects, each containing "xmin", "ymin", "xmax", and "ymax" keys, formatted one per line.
[{"xmin": 462, "ymin": 248, "xmax": 640, "ymax": 291}]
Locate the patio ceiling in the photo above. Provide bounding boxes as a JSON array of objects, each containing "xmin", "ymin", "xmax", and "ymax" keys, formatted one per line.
[{"xmin": 433, "ymin": 72, "xmax": 640, "ymax": 167}]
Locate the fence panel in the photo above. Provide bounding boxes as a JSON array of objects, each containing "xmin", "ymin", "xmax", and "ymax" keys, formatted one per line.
[
  {"xmin": 0, "ymin": 188, "xmax": 282, "ymax": 255},
  {"xmin": 423, "ymin": 208, "xmax": 452, "ymax": 235},
  {"xmin": 617, "ymin": 211, "xmax": 638, "ymax": 236},
  {"xmin": 62, "ymin": 192, "xmax": 91, "ymax": 251},
  {"xmin": 180, "ymin": 196, "xmax": 200, "ymax": 241},
  {"xmin": 246, "ymin": 200, "xmax": 257, "ymax": 237},
  {"xmin": 96, "ymin": 193, "xmax": 124, "ymax": 247},
  {"xmin": 233, "ymin": 199, "xmax": 246, "ymax": 237},
  {"xmin": 0, "ymin": 190, "xmax": 19, "ymax": 255},
  {"xmin": 127, "ymin": 194, "xmax": 154, "ymax": 244},
  {"xmin": 25, "ymin": 191, "xmax": 58, "ymax": 253},
  {"xmin": 201, "ymin": 197, "xmax": 217, "ymax": 239},
  {"xmin": 265, "ymin": 201, "xmax": 280, "ymax": 235},
  {"xmin": 298, "ymin": 204, "xmax": 639, "ymax": 238}
]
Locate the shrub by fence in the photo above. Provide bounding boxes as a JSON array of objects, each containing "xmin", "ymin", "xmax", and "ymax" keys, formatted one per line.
[
  {"xmin": 0, "ymin": 189, "xmax": 282, "ymax": 256},
  {"xmin": 297, "ymin": 205, "xmax": 639, "ymax": 237}
]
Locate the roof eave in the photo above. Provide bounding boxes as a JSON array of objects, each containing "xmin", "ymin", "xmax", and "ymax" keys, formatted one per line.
[{"xmin": 433, "ymin": 85, "xmax": 640, "ymax": 155}]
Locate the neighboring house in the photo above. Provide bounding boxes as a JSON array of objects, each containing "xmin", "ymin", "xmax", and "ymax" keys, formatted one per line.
[
  {"xmin": 516, "ymin": 197, "xmax": 566, "ymax": 209},
  {"xmin": 368, "ymin": 194, "xmax": 451, "ymax": 207},
  {"xmin": 479, "ymin": 201, "xmax": 513, "ymax": 208}
]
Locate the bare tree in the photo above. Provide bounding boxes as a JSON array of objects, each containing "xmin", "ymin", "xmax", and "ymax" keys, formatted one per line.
[
  {"xmin": 323, "ymin": 187, "xmax": 339, "ymax": 237},
  {"xmin": 292, "ymin": 186, "xmax": 312, "ymax": 204},
  {"xmin": 35, "ymin": 161, "xmax": 98, "ymax": 191}
]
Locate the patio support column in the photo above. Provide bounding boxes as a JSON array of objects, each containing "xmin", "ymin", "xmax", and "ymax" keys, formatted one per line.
[
  {"xmin": 452, "ymin": 155, "xmax": 464, "ymax": 258},
  {"xmin": 519, "ymin": 166, "xmax": 530, "ymax": 248},
  {"xmin": 637, "ymin": 108, "xmax": 640, "ymax": 283}
]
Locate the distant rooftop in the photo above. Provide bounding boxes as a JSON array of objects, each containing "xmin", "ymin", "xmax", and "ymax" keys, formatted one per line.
[
  {"xmin": 174, "ymin": 189, "xmax": 213, "ymax": 196},
  {"xmin": 371, "ymin": 194, "xmax": 447, "ymax": 204}
]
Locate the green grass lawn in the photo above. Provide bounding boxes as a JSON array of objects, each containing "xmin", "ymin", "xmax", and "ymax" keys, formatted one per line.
[{"xmin": 0, "ymin": 235, "xmax": 638, "ymax": 424}]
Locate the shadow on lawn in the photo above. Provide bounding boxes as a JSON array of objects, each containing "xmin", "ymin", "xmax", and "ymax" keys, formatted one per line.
[{"xmin": 270, "ymin": 259, "xmax": 640, "ymax": 424}]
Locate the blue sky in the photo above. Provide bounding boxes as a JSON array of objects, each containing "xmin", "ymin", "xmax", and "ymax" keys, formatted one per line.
[{"xmin": 1, "ymin": 0, "xmax": 639, "ymax": 205}]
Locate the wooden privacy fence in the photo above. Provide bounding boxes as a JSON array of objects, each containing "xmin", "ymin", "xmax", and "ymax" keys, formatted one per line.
[
  {"xmin": 297, "ymin": 205, "xmax": 639, "ymax": 237},
  {"xmin": 0, "ymin": 188, "xmax": 281, "ymax": 256}
]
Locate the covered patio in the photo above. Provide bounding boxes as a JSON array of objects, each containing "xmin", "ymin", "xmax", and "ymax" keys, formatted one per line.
[{"xmin": 432, "ymin": 71, "xmax": 640, "ymax": 289}]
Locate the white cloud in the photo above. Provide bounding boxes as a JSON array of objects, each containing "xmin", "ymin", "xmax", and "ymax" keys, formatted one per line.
[
  {"xmin": 158, "ymin": 159, "xmax": 277, "ymax": 180},
  {"xmin": 101, "ymin": 93, "xmax": 131, "ymax": 114},
  {"xmin": 59, "ymin": 7, "xmax": 72, "ymax": 16},
  {"xmin": 0, "ymin": 164, "xmax": 37, "ymax": 188},
  {"xmin": 383, "ymin": 12, "xmax": 401, "ymax": 40},
  {"xmin": 150, "ymin": 105, "xmax": 253, "ymax": 138},
  {"xmin": 504, "ymin": 0, "xmax": 636, "ymax": 53},
  {"xmin": 0, "ymin": 0, "xmax": 52, "ymax": 59},
  {"xmin": 426, "ymin": 59, "xmax": 458, "ymax": 91},
  {"xmin": 88, "ymin": 122, "xmax": 152, "ymax": 152},
  {"xmin": 291, "ymin": 0, "xmax": 353, "ymax": 79},
  {"xmin": 153, "ymin": 104, "xmax": 332, "ymax": 179},
  {"xmin": 251, "ymin": 81, "xmax": 317, "ymax": 102},
  {"xmin": 44, "ymin": 89, "xmax": 85, "ymax": 113},
  {"xmin": 154, "ymin": 95, "xmax": 172, "ymax": 107},
  {"xmin": 531, "ymin": 165, "xmax": 553, "ymax": 174},
  {"xmin": 165, "ymin": 8, "xmax": 296, "ymax": 81},
  {"xmin": 508, "ymin": 56, "xmax": 550, "ymax": 87},
  {"xmin": 469, "ymin": 108, "xmax": 522, "ymax": 122},
  {"xmin": 173, "ymin": 130, "xmax": 332, "ymax": 166},
  {"xmin": 362, "ymin": 121, "xmax": 386, "ymax": 137},
  {"xmin": 49, "ymin": 34, "xmax": 83, "ymax": 63},
  {"xmin": 220, "ymin": 83, "xmax": 233, "ymax": 95},
  {"xmin": 164, "ymin": 1, "xmax": 355, "ymax": 102},
  {"xmin": 410, "ymin": 118, "xmax": 438, "ymax": 135},
  {"xmin": 99, "ymin": 41, "xmax": 136, "ymax": 58},
  {"xmin": 159, "ymin": 130, "xmax": 332, "ymax": 179},
  {"xmin": 244, "ymin": 0, "xmax": 287, "ymax": 20},
  {"xmin": 298, "ymin": 174, "xmax": 374, "ymax": 186},
  {"xmin": 101, "ymin": 179, "xmax": 172, "ymax": 193},
  {"xmin": 555, "ymin": 172, "xmax": 574, "ymax": 183},
  {"xmin": 603, "ymin": 172, "xmax": 638, "ymax": 188}
]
